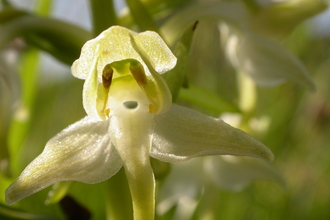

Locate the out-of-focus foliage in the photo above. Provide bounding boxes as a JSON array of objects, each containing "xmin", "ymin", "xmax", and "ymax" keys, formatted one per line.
[{"xmin": 1, "ymin": 0, "xmax": 330, "ymax": 220}]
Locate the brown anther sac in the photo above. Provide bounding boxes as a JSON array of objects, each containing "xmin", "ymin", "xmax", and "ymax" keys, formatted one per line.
[
  {"xmin": 105, "ymin": 108, "xmax": 110, "ymax": 118},
  {"xmin": 102, "ymin": 65, "xmax": 113, "ymax": 88},
  {"xmin": 148, "ymin": 104, "xmax": 155, "ymax": 114},
  {"xmin": 130, "ymin": 64, "xmax": 147, "ymax": 85}
]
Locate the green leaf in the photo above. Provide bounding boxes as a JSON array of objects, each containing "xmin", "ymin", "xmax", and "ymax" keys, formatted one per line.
[
  {"xmin": 105, "ymin": 169, "xmax": 133, "ymax": 220},
  {"xmin": 0, "ymin": 204, "xmax": 61, "ymax": 220},
  {"xmin": 45, "ymin": 182, "xmax": 72, "ymax": 205},
  {"xmin": 0, "ymin": 14, "xmax": 92, "ymax": 64},
  {"xmin": 162, "ymin": 21, "xmax": 197, "ymax": 102},
  {"xmin": 0, "ymin": 0, "xmax": 11, "ymax": 8},
  {"xmin": 0, "ymin": 8, "xmax": 28, "ymax": 24},
  {"xmin": 68, "ymin": 182, "xmax": 109, "ymax": 220},
  {"xmin": 179, "ymin": 84, "xmax": 240, "ymax": 114}
]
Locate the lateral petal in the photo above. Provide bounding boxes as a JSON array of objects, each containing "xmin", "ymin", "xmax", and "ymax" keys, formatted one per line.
[
  {"xmin": 151, "ymin": 104, "xmax": 274, "ymax": 163},
  {"xmin": 6, "ymin": 116, "xmax": 122, "ymax": 205}
]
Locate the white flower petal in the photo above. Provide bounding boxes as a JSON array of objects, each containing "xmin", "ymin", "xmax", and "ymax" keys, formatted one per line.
[
  {"xmin": 205, "ymin": 155, "xmax": 286, "ymax": 191},
  {"xmin": 161, "ymin": 2, "xmax": 246, "ymax": 44},
  {"xmin": 226, "ymin": 29, "xmax": 315, "ymax": 90},
  {"xmin": 151, "ymin": 104, "xmax": 274, "ymax": 163},
  {"xmin": 6, "ymin": 116, "xmax": 122, "ymax": 205},
  {"xmin": 157, "ymin": 159, "xmax": 203, "ymax": 218},
  {"xmin": 82, "ymin": 55, "xmax": 101, "ymax": 121}
]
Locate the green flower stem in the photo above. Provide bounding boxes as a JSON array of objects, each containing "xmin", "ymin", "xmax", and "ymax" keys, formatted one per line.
[
  {"xmin": 0, "ymin": 59, "xmax": 19, "ymax": 178},
  {"xmin": 34, "ymin": 0, "xmax": 53, "ymax": 16},
  {"xmin": 117, "ymin": 12, "xmax": 134, "ymax": 29},
  {"xmin": 45, "ymin": 182, "xmax": 72, "ymax": 205},
  {"xmin": 124, "ymin": 162, "xmax": 155, "ymax": 220},
  {"xmin": 112, "ymin": 121, "xmax": 156, "ymax": 220},
  {"xmin": 125, "ymin": 0, "xmax": 160, "ymax": 33},
  {"xmin": 8, "ymin": 48, "xmax": 39, "ymax": 176},
  {"xmin": 197, "ymin": 178, "xmax": 219, "ymax": 220},
  {"xmin": 89, "ymin": 0, "xmax": 118, "ymax": 36},
  {"xmin": 238, "ymin": 72, "xmax": 257, "ymax": 132}
]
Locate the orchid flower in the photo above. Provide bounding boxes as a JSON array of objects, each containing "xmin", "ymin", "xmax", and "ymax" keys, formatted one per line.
[
  {"xmin": 161, "ymin": 0, "xmax": 326, "ymax": 90},
  {"xmin": 221, "ymin": 0, "xmax": 326, "ymax": 90},
  {"xmin": 157, "ymin": 155, "xmax": 285, "ymax": 220},
  {"xmin": 5, "ymin": 26, "xmax": 274, "ymax": 220}
]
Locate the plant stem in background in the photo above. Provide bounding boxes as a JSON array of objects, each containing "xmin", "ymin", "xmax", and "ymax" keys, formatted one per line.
[{"xmin": 89, "ymin": 0, "xmax": 118, "ymax": 36}]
